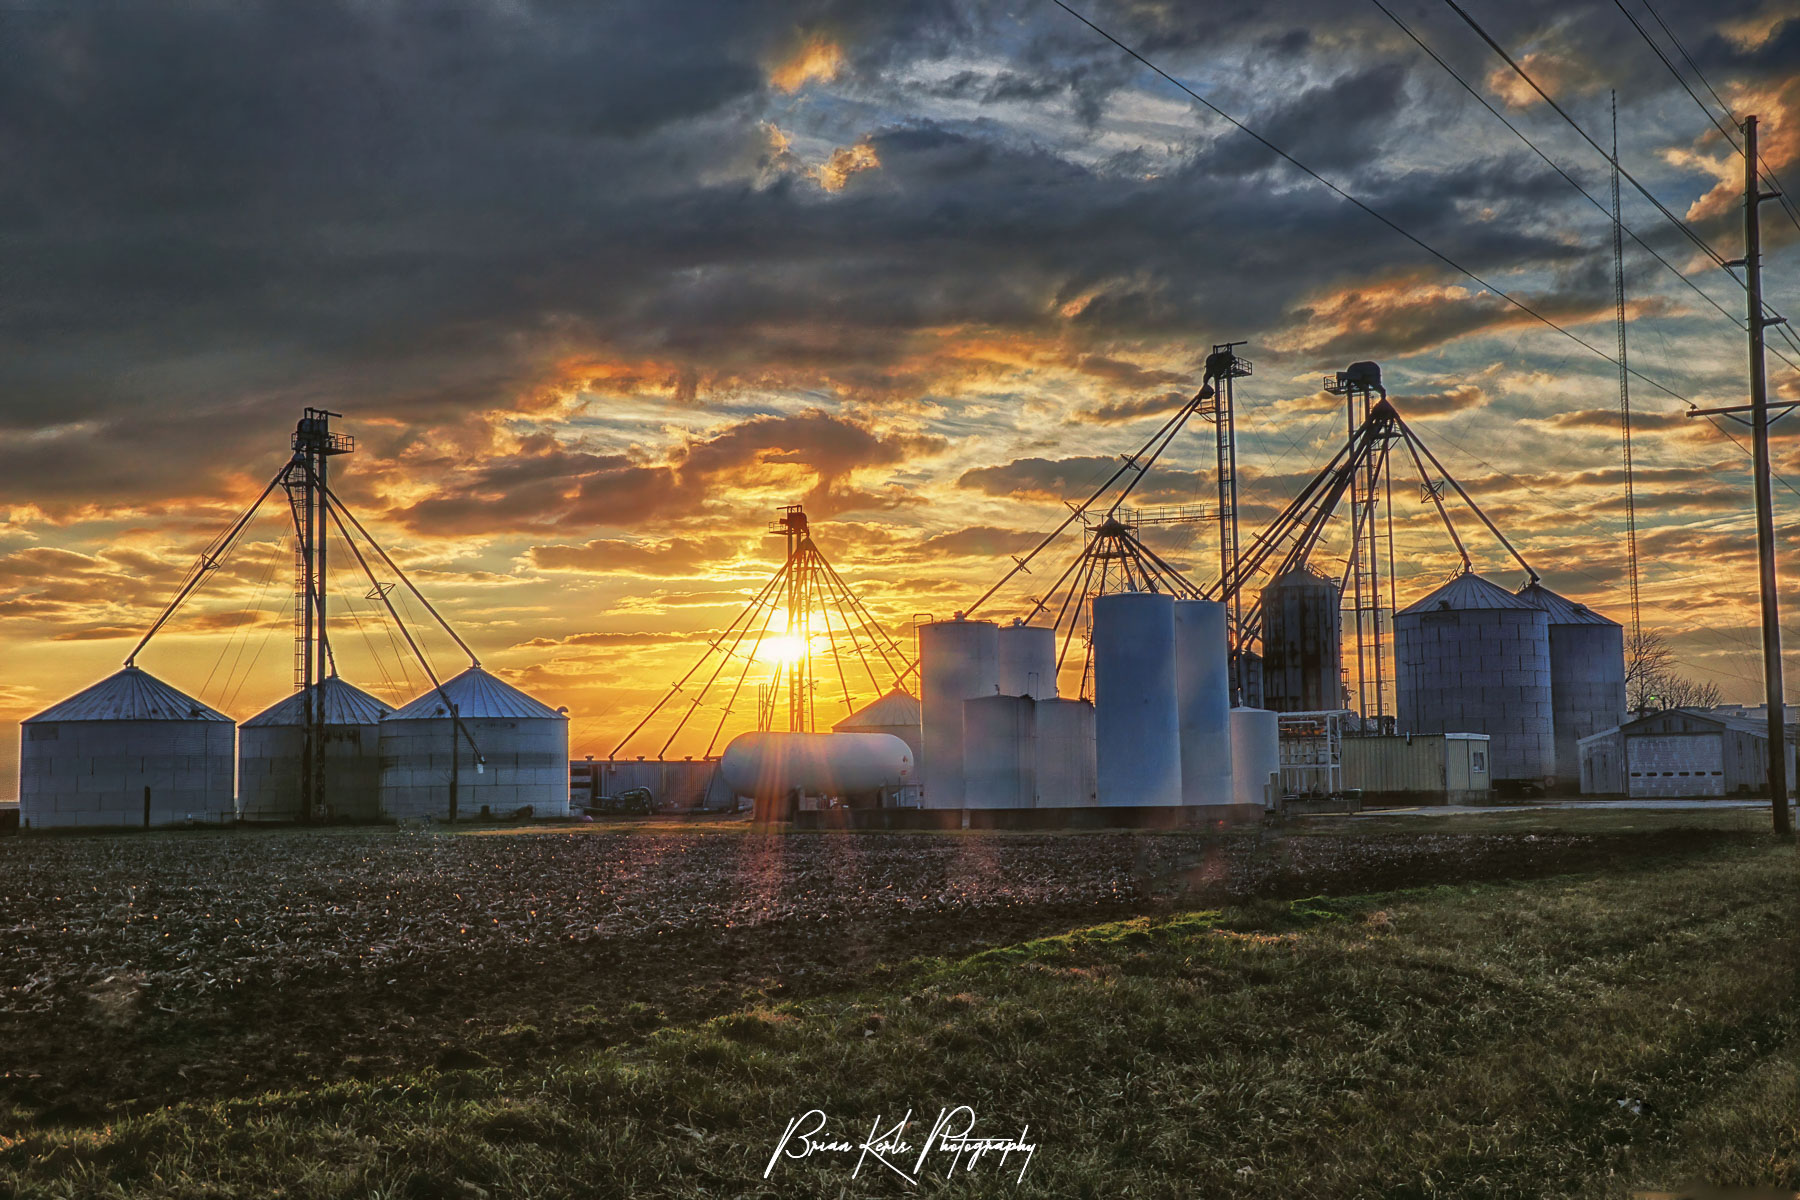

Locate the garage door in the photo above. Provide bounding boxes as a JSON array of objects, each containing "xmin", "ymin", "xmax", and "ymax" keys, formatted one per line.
[{"xmin": 1627, "ymin": 734, "xmax": 1725, "ymax": 797}]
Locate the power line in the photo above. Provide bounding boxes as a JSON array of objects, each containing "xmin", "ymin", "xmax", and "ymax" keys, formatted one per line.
[
  {"xmin": 1367, "ymin": 0, "xmax": 1745, "ymax": 330},
  {"xmin": 1628, "ymin": 0, "xmax": 1800, "ymax": 239},
  {"xmin": 1438, "ymin": 0, "xmax": 1730, "ymax": 269},
  {"xmin": 1046, "ymin": 0, "xmax": 1799, "ymax": 489},
  {"xmin": 1049, "ymin": 0, "xmax": 1714, "ymax": 415}
]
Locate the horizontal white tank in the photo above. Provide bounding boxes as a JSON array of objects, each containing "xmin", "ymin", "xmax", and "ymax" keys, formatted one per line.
[
  {"xmin": 1092, "ymin": 592, "xmax": 1182, "ymax": 806},
  {"xmin": 1174, "ymin": 599, "xmax": 1233, "ymax": 805},
  {"xmin": 918, "ymin": 615, "xmax": 998, "ymax": 808},
  {"xmin": 997, "ymin": 620, "xmax": 1057, "ymax": 699},
  {"xmin": 964, "ymin": 694, "xmax": 1035, "ymax": 808},
  {"xmin": 720, "ymin": 732, "xmax": 913, "ymax": 799},
  {"xmin": 1036, "ymin": 698, "xmax": 1097, "ymax": 807},
  {"xmin": 1229, "ymin": 707, "xmax": 1281, "ymax": 808}
]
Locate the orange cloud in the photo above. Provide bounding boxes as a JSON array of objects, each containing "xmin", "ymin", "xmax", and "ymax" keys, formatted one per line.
[
  {"xmin": 1485, "ymin": 50, "xmax": 1605, "ymax": 110},
  {"xmin": 769, "ymin": 32, "xmax": 845, "ymax": 93},
  {"xmin": 816, "ymin": 138, "xmax": 880, "ymax": 191}
]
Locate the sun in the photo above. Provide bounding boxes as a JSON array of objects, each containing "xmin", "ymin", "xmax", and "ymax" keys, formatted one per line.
[{"xmin": 758, "ymin": 634, "xmax": 809, "ymax": 665}]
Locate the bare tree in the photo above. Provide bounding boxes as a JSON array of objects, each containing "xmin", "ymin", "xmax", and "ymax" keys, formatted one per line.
[{"xmin": 1627, "ymin": 629, "xmax": 1724, "ymax": 712}]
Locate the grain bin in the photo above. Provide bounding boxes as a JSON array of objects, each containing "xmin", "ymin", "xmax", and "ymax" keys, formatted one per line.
[
  {"xmin": 1260, "ymin": 569, "xmax": 1342, "ymax": 711},
  {"xmin": 379, "ymin": 667, "xmax": 570, "ymax": 820},
  {"xmin": 997, "ymin": 619, "xmax": 1057, "ymax": 699},
  {"xmin": 1173, "ymin": 600, "xmax": 1233, "ymax": 805},
  {"xmin": 238, "ymin": 676, "xmax": 392, "ymax": 822},
  {"xmin": 963, "ymin": 694, "xmax": 1036, "ymax": 808},
  {"xmin": 1395, "ymin": 572, "xmax": 1553, "ymax": 788},
  {"xmin": 1229, "ymin": 708, "xmax": 1281, "ymax": 808},
  {"xmin": 832, "ymin": 687, "xmax": 922, "ymax": 806},
  {"xmin": 1092, "ymin": 591, "xmax": 1182, "ymax": 806},
  {"xmin": 918, "ymin": 615, "xmax": 998, "ymax": 808},
  {"xmin": 1515, "ymin": 582, "xmax": 1626, "ymax": 791},
  {"xmin": 19, "ymin": 666, "xmax": 235, "ymax": 829}
]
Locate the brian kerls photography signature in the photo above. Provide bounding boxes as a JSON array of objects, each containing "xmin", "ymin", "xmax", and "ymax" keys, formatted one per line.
[{"xmin": 765, "ymin": 1106, "xmax": 1038, "ymax": 1185}]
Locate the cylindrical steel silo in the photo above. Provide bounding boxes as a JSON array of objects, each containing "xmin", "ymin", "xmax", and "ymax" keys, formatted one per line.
[
  {"xmin": 918, "ymin": 615, "xmax": 999, "ymax": 809},
  {"xmin": 1035, "ymin": 698, "xmax": 1097, "ymax": 807},
  {"xmin": 1516, "ymin": 583, "xmax": 1627, "ymax": 791},
  {"xmin": 1229, "ymin": 707, "xmax": 1281, "ymax": 808},
  {"xmin": 997, "ymin": 620, "xmax": 1057, "ymax": 699},
  {"xmin": 1173, "ymin": 600, "xmax": 1233, "ymax": 805},
  {"xmin": 1260, "ymin": 569, "xmax": 1342, "ymax": 712},
  {"xmin": 963, "ymin": 694, "xmax": 1035, "ymax": 808},
  {"xmin": 379, "ymin": 667, "xmax": 570, "ymax": 820},
  {"xmin": 238, "ymin": 676, "xmax": 393, "ymax": 821},
  {"xmin": 19, "ymin": 666, "xmax": 235, "ymax": 829},
  {"xmin": 1093, "ymin": 591, "xmax": 1182, "ymax": 806},
  {"xmin": 1395, "ymin": 572, "xmax": 1553, "ymax": 787}
]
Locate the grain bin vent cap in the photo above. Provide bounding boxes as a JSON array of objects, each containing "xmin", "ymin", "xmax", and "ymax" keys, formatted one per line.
[
  {"xmin": 23, "ymin": 666, "xmax": 232, "ymax": 724},
  {"xmin": 389, "ymin": 666, "xmax": 567, "ymax": 721},
  {"xmin": 242, "ymin": 676, "xmax": 396, "ymax": 727},
  {"xmin": 1397, "ymin": 571, "xmax": 1537, "ymax": 616}
]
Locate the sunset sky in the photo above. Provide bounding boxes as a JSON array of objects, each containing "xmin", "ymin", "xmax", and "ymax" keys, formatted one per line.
[{"xmin": 3, "ymin": 0, "xmax": 1799, "ymax": 794}]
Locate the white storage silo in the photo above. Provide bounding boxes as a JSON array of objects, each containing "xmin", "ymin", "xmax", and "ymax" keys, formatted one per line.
[
  {"xmin": 1093, "ymin": 591, "xmax": 1182, "ymax": 806},
  {"xmin": 720, "ymin": 731, "xmax": 913, "ymax": 799},
  {"xmin": 1516, "ymin": 583, "xmax": 1627, "ymax": 790},
  {"xmin": 918, "ymin": 615, "xmax": 999, "ymax": 809},
  {"xmin": 1036, "ymin": 697, "xmax": 1097, "ymax": 807},
  {"xmin": 1395, "ymin": 572, "xmax": 1553, "ymax": 787},
  {"xmin": 19, "ymin": 666, "xmax": 235, "ymax": 829},
  {"xmin": 1229, "ymin": 707, "xmax": 1281, "ymax": 808},
  {"xmin": 997, "ymin": 620, "xmax": 1057, "ymax": 699},
  {"xmin": 238, "ymin": 676, "xmax": 393, "ymax": 822},
  {"xmin": 1174, "ymin": 600, "xmax": 1233, "ymax": 806},
  {"xmin": 963, "ymin": 694, "xmax": 1035, "ymax": 808},
  {"xmin": 379, "ymin": 667, "xmax": 570, "ymax": 820}
]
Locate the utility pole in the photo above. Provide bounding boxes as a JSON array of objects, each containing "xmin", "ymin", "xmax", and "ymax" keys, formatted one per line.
[{"xmin": 1742, "ymin": 116, "xmax": 1791, "ymax": 838}]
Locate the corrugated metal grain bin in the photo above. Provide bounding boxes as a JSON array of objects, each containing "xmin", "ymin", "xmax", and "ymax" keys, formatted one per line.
[
  {"xmin": 1516, "ymin": 583, "xmax": 1626, "ymax": 792},
  {"xmin": 1395, "ymin": 571, "xmax": 1553, "ymax": 788},
  {"xmin": 379, "ymin": 667, "xmax": 569, "ymax": 820},
  {"xmin": 20, "ymin": 667, "xmax": 235, "ymax": 829},
  {"xmin": 238, "ymin": 676, "xmax": 392, "ymax": 821},
  {"xmin": 1340, "ymin": 732, "xmax": 1492, "ymax": 805}
]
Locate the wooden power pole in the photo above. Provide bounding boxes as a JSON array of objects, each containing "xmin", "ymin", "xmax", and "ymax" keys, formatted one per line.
[{"xmin": 1741, "ymin": 116, "xmax": 1792, "ymax": 838}]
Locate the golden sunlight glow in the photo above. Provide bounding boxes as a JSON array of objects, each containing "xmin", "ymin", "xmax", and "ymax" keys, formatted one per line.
[
  {"xmin": 770, "ymin": 32, "xmax": 845, "ymax": 93},
  {"xmin": 757, "ymin": 633, "xmax": 809, "ymax": 665},
  {"xmin": 816, "ymin": 139, "xmax": 880, "ymax": 191}
]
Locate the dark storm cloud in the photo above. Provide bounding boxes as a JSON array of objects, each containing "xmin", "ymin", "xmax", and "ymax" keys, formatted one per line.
[{"xmin": 0, "ymin": 0, "xmax": 1783, "ymax": 518}]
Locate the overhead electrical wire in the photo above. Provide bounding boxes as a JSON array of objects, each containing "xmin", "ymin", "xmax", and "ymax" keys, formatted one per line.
[
  {"xmin": 1366, "ymin": 0, "xmax": 1800, "ymax": 384},
  {"xmin": 1627, "ymin": 0, "xmax": 1800, "ymax": 238},
  {"xmin": 1046, "ymin": 0, "xmax": 1798, "ymax": 483}
]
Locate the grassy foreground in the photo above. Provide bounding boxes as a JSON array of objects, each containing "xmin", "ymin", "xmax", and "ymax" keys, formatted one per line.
[{"xmin": 2, "ymin": 836, "xmax": 1794, "ymax": 1199}]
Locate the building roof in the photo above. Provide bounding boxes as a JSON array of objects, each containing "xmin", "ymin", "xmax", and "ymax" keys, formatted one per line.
[
  {"xmin": 1514, "ymin": 582, "xmax": 1620, "ymax": 627},
  {"xmin": 241, "ymin": 676, "xmax": 395, "ymax": 728},
  {"xmin": 25, "ymin": 666, "xmax": 231, "ymax": 724},
  {"xmin": 1397, "ymin": 570, "xmax": 1538, "ymax": 616},
  {"xmin": 832, "ymin": 688, "xmax": 921, "ymax": 731},
  {"xmin": 389, "ymin": 666, "xmax": 566, "ymax": 721},
  {"xmin": 1609, "ymin": 707, "xmax": 1800, "ymax": 742}
]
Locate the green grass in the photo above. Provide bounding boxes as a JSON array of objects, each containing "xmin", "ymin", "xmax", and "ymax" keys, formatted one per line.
[{"xmin": 1, "ymin": 837, "xmax": 1793, "ymax": 1199}]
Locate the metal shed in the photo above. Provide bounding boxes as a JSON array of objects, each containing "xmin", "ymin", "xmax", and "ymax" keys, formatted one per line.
[
  {"xmin": 1580, "ymin": 708, "xmax": 1797, "ymax": 798},
  {"xmin": 238, "ymin": 676, "xmax": 393, "ymax": 822},
  {"xmin": 379, "ymin": 667, "xmax": 570, "ymax": 820},
  {"xmin": 1341, "ymin": 732, "xmax": 1492, "ymax": 805},
  {"xmin": 19, "ymin": 667, "xmax": 235, "ymax": 829}
]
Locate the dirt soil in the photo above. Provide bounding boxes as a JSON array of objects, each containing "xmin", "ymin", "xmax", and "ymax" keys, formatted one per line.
[{"xmin": 0, "ymin": 822, "xmax": 1747, "ymax": 1127}]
